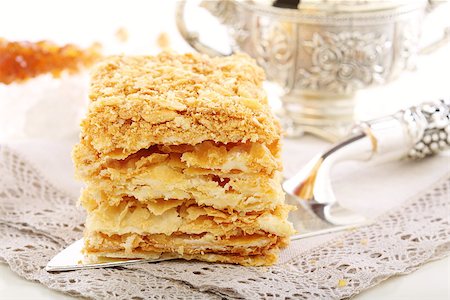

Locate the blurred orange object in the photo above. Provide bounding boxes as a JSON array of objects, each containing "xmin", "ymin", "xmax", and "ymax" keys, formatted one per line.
[{"xmin": 0, "ymin": 39, "xmax": 101, "ymax": 84}]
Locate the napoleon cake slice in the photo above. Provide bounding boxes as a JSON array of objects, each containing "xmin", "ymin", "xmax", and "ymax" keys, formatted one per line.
[{"xmin": 73, "ymin": 52, "xmax": 295, "ymax": 266}]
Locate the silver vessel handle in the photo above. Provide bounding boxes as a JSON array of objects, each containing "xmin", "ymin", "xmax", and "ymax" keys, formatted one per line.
[
  {"xmin": 419, "ymin": 0, "xmax": 450, "ymax": 54},
  {"xmin": 419, "ymin": 27, "xmax": 450, "ymax": 55},
  {"xmin": 175, "ymin": 0, "xmax": 230, "ymax": 57}
]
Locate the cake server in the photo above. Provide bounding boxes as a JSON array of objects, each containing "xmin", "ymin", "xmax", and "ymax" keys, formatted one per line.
[
  {"xmin": 287, "ymin": 99, "xmax": 450, "ymax": 240},
  {"xmin": 46, "ymin": 99, "xmax": 450, "ymax": 272}
]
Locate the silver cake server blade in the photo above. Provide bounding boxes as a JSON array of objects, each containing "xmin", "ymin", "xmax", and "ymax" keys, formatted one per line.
[
  {"xmin": 45, "ymin": 239, "xmax": 174, "ymax": 272},
  {"xmin": 287, "ymin": 194, "xmax": 372, "ymax": 241}
]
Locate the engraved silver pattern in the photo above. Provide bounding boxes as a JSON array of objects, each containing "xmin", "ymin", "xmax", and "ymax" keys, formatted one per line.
[
  {"xmin": 298, "ymin": 31, "xmax": 390, "ymax": 94},
  {"xmin": 199, "ymin": 0, "xmax": 427, "ymax": 96},
  {"xmin": 254, "ymin": 18, "xmax": 296, "ymax": 90}
]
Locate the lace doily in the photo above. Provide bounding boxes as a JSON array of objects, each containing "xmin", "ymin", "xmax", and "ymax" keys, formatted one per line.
[{"xmin": 0, "ymin": 144, "xmax": 449, "ymax": 299}]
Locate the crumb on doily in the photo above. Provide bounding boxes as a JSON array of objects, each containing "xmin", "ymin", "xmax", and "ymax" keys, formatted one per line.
[
  {"xmin": 338, "ymin": 279, "xmax": 347, "ymax": 287},
  {"xmin": 115, "ymin": 27, "xmax": 129, "ymax": 43}
]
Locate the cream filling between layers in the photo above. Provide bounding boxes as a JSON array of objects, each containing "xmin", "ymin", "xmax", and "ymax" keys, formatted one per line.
[
  {"xmin": 84, "ymin": 198, "xmax": 295, "ymax": 238},
  {"xmin": 83, "ymin": 231, "xmax": 287, "ymax": 266},
  {"xmin": 74, "ymin": 139, "xmax": 284, "ymax": 211},
  {"xmin": 83, "ymin": 246, "xmax": 280, "ymax": 267},
  {"xmin": 84, "ymin": 232, "xmax": 284, "ymax": 256},
  {"xmin": 74, "ymin": 140, "xmax": 281, "ymax": 180},
  {"xmin": 83, "ymin": 169, "xmax": 284, "ymax": 212}
]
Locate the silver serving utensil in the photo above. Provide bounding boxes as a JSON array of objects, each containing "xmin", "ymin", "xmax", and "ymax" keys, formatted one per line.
[
  {"xmin": 46, "ymin": 99, "xmax": 450, "ymax": 272},
  {"xmin": 287, "ymin": 99, "xmax": 450, "ymax": 239},
  {"xmin": 46, "ymin": 239, "xmax": 174, "ymax": 272}
]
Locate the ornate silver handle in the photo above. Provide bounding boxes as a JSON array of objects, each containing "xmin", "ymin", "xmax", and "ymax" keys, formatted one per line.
[
  {"xmin": 399, "ymin": 99, "xmax": 450, "ymax": 158},
  {"xmin": 358, "ymin": 99, "xmax": 450, "ymax": 161},
  {"xmin": 283, "ymin": 99, "xmax": 449, "ymax": 211}
]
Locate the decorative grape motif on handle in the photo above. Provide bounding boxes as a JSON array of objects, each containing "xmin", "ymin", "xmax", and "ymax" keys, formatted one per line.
[{"xmin": 399, "ymin": 99, "xmax": 450, "ymax": 159}]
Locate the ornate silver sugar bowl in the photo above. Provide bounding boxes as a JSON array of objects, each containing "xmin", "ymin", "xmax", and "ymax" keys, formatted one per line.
[{"xmin": 176, "ymin": 0, "xmax": 449, "ymax": 140}]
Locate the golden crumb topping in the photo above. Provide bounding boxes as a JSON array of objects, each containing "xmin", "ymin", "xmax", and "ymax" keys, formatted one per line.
[{"xmin": 81, "ymin": 52, "xmax": 280, "ymax": 155}]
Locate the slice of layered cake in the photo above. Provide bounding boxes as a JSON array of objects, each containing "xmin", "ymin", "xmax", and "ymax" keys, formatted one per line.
[{"xmin": 73, "ymin": 52, "xmax": 295, "ymax": 266}]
